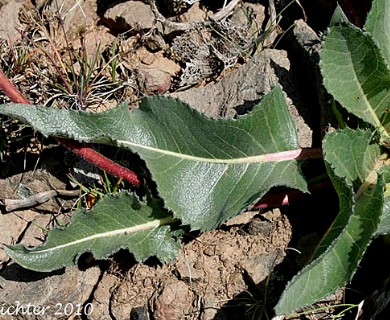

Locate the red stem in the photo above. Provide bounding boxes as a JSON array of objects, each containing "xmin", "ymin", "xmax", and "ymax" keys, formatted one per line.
[
  {"xmin": 0, "ymin": 69, "xmax": 141, "ymax": 186},
  {"xmin": 0, "ymin": 70, "xmax": 30, "ymax": 104}
]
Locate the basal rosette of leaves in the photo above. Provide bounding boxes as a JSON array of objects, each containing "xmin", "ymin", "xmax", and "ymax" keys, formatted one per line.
[
  {"xmin": 275, "ymin": 0, "xmax": 390, "ymax": 315},
  {"xmin": 0, "ymin": 85, "xmax": 309, "ymax": 271},
  {"xmin": 2, "ymin": 1, "xmax": 390, "ymax": 316}
]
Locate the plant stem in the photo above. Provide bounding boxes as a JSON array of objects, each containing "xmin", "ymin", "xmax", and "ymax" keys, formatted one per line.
[
  {"xmin": 0, "ymin": 69, "xmax": 141, "ymax": 186},
  {"xmin": 0, "ymin": 70, "xmax": 30, "ymax": 104}
]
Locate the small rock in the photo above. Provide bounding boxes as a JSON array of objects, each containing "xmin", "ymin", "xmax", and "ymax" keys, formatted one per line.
[
  {"xmin": 48, "ymin": 0, "xmax": 99, "ymax": 39},
  {"xmin": 144, "ymin": 31, "xmax": 166, "ymax": 52},
  {"xmin": 104, "ymin": 1, "xmax": 155, "ymax": 33},
  {"xmin": 91, "ymin": 272, "xmax": 120, "ymax": 319},
  {"xmin": 136, "ymin": 47, "xmax": 156, "ymax": 65},
  {"xmin": 130, "ymin": 305, "xmax": 149, "ymax": 320},
  {"xmin": 241, "ymin": 252, "xmax": 283, "ymax": 285},
  {"xmin": 245, "ymin": 217, "xmax": 274, "ymax": 237},
  {"xmin": 230, "ymin": 3, "xmax": 266, "ymax": 38},
  {"xmin": 291, "ymin": 19, "xmax": 333, "ymax": 137},
  {"xmin": 0, "ymin": 0, "xmax": 24, "ymax": 45},
  {"xmin": 149, "ymin": 51, "xmax": 181, "ymax": 76},
  {"xmin": 72, "ymin": 26, "xmax": 116, "ymax": 60},
  {"xmin": 0, "ymin": 211, "xmax": 39, "ymax": 263},
  {"xmin": 152, "ymin": 280, "xmax": 193, "ymax": 320},
  {"xmin": 134, "ymin": 49, "xmax": 180, "ymax": 76},
  {"xmin": 178, "ymin": 2, "xmax": 206, "ymax": 22},
  {"xmin": 138, "ymin": 68, "xmax": 172, "ymax": 94},
  {"xmin": 0, "ymin": 265, "xmax": 101, "ymax": 320},
  {"xmin": 262, "ymin": 208, "xmax": 282, "ymax": 221}
]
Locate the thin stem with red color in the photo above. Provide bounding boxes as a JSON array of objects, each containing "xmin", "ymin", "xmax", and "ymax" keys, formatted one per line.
[{"xmin": 0, "ymin": 69, "xmax": 141, "ymax": 186}]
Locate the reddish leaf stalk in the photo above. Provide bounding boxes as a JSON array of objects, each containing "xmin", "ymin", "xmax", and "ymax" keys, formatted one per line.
[
  {"xmin": 0, "ymin": 70, "xmax": 30, "ymax": 104},
  {"xmin": 58, "ymin": 139, "xmax": 141, "ymax": 185},
  {"xmin": 0, "ymin": 69, "xmax": 141, "ymax": 186},
  {"xmin": 259, "ymin": 148, "xmax": 323, "ymax": 162},
  {"xmin": 253, "ymin": 148, "xmax": 325, "ymax": 209}
]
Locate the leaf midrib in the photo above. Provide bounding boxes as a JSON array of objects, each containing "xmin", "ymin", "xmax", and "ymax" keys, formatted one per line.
[
  {"xmin": 14, "ymin": 216, "xmax": 174, "ymax": 254},
  {"xmin": 118, "ymin": 139, "xmax": 302, "ymax": 164}
]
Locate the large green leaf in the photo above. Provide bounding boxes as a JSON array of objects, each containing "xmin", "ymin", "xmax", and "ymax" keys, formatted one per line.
[
  {"xmin": 5, "ymin": 192, "xmax": 179, "ymax": 272},
  {"xmin": 320, "ymin": 22, "xmax": 390, "ymax": 137},
  {"xmin": 365, "ymin": 0, "xmax": 390, "ymax": 68},
  {"xmin": 275, "ymin": 128, "xmax": 385, "ymax": 315},
  {"xmin": 0, "ymin": 86, "xmax": 307, "ymax": 231}
]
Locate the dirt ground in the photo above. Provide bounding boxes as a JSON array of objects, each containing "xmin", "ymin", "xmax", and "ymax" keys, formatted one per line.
[{"xmin": 0, "ymin": 0, "xmax": 369, "ymax": 319}]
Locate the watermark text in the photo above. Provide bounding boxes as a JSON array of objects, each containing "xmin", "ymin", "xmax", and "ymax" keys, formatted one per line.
[{"xmin": 0, "ymin": 301, "xmax": 93, "ymax": 317}]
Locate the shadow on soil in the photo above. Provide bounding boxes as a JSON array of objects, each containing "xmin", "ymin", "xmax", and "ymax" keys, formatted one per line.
[{"xmin": 0, "ymin": 263, "xmax": 65, "ymax": 283}]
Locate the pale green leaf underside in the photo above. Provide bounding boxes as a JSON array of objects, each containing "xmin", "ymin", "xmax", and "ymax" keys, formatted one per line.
[
  {"xmin": 0, "ymin": 86, "xmax": 307, "ymax": 230},
  {"xmin": 275, "ymin": 128, "xmax": 384, "ymax": 315},
  {"xmin": 5, "ymin": 192, "xmax": 179, "ymax": 272},
  {"xmin": 320, "ymin": 23, "xmax": 390, "ymax": 134},
  {"xmin": 365, "ymin": 0, "xmax": 390, "ymax": 68}
]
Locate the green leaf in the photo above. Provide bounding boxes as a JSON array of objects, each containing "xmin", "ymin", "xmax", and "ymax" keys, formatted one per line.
[
  {"xmin": 320, "ymin": 23, "xmax": 390, "ymax": 136},
  {"xmin": 330, "ymin": 4, "xmax": 349, "ymax": 25},
  {"xmin": 275, "ymin": 128, "xmax": 384, "ymax": 315},
  {"xmin": 5, "ymin": 192, "xmax": 179, "ymax": 272},
  {"xmin": 321, "ymin": 128, "xmax": 380, "ymax": 187},
  {"xmin": 365, "ymin": 0, "xmax": 390, "ymax": 68},
  {"xmin": 375, "ymin": 165, "xmax": 390, "ymax": 236},
  {"xmin": 0, "ymin": 86, "xmax": 307, "ymax": 231}
]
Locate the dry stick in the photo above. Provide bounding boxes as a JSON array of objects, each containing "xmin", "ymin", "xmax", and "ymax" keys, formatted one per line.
[
  {"xmin": 0, "ymin": 69, "xmax": 141, "ymax": 186},
  {"xmin": 150, "ymin": 0, "xmax": 240, "ymax": 32},
  {"xmin": 2, "ymin": 189, "xmax": 81, "ymax": 212}
]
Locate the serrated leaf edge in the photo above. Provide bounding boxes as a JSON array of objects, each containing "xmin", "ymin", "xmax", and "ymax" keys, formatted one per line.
[
  {"xmin": 5, "ymin": 215, "xmax": 174, "ymax": 256},
  {"xmin": 275, "ymin": 165, "xmax": 384, "ymax": 316},
  {"xmin": 319, "ymin": 23, "xmax": 390, "ymax": 139}
]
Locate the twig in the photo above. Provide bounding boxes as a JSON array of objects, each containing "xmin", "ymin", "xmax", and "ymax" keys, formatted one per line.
[
  {"xmin": 1, "ymin": 189, "xmax": 80, "ymax": 212},
  {"xmin": 295, "ymin": 0, "xmax": 307, "ymax": 22},
  {"xmin": 212, "ymin": 0, "xmax": 241, "ymax": 21},
  {"xmin": 0, "ymin": 69, "xmax": 141, "ymax": 186},
  {"xmin": 266, "ymin": 0, "xmax": 277, "ymax": 31},
  {"xmin": 150, "ymin": 0, "xmax": 200, "ymax": 31},
  {"xmin": 150, "ymin": 0, "xmax": 240, "ymax": 32}
]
